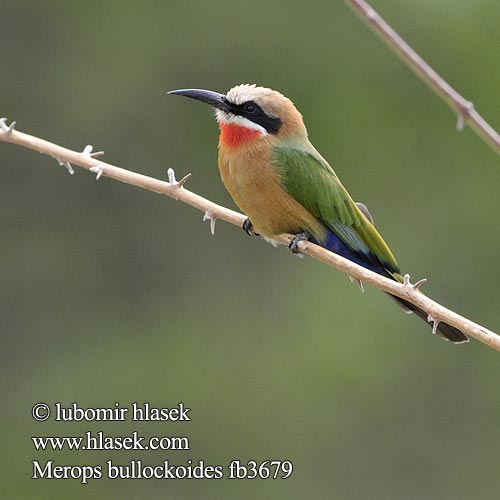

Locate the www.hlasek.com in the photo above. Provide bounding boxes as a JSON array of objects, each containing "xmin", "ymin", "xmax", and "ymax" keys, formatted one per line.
[
  {"xmin": 32, "ymin": 431, "xmax": 189, "ymax": 452},
  {"xmin": 31, "ymin": 401, "xmax": 293, "ymax": 483}
]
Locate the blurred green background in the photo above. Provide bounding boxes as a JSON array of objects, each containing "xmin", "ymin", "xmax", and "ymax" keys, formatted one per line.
[{"xmin": 1, "ymin": 1, "xmax": 499, "ymax": 498}]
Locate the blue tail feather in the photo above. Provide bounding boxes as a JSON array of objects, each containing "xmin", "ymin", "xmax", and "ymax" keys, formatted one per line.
[{"xmin": 310, "ymin": 229, "xmax": 392, "ymax": 278}]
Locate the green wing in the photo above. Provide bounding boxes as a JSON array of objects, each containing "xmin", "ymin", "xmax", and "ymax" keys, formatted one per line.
[{"xmin": 273, "ymin": 146, "xmax": 400, "ymax": 275}]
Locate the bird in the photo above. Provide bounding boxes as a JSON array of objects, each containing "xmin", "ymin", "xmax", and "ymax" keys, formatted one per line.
[{"xmin": 168, "ymin": 84, "xmax": 468, "ymax": 344}]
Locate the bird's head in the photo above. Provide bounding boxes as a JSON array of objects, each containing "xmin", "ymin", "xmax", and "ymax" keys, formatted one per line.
[{"xmin": 168, "ymin": 84, "xmax": 307, "ymax": 147}]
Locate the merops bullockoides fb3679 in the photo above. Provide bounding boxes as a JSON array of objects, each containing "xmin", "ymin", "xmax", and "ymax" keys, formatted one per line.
[{"xmin": 169, "ymin": 84, "xmax": 468, "ymax": 344}]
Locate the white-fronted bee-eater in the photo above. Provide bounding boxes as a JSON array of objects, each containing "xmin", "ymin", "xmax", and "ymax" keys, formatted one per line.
[{"xmin": 169, "ymin": 84, "xmax": 467, "ymax": 344}]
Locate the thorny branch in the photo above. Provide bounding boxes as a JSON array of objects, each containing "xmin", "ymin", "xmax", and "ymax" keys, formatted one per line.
[
  {"xmin": 344, "ymin": 0, "xmax": 500, "ymax": 157},
  {"xmin": 1, "ymin": 121, "xmax": 499, "ymax": 351}
]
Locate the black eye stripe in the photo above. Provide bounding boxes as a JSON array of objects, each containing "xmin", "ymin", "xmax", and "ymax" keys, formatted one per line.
[{"xmin": 227, "ymin": 100, "xmax": 282, "ymax": 134}]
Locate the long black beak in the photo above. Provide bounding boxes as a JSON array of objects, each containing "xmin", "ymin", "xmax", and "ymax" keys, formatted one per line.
[{"xmin": 168, "ymin": 88, "xmax": 230, "ymax": 112}]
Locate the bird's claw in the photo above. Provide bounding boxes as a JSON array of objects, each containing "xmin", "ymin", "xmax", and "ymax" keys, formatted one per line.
[
  {"xmin": 242, "ymin": 218, "xmax": 259, "ymax": 236},
  {"xmin": 289, "ymin": 232, "xmax": 309, "ymax": 254}
]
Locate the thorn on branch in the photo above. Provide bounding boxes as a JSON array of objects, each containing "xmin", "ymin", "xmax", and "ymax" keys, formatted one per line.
[
  {"xmin": 82, "ymin": 144, "xmax": 105, "ymax": 158},
  {"xmin": 177, "ymin": 173, "xmax": 191, "ymax": 188},
  {"xmin": 403, "ymin": 273, "xmax": 427, "ymax": 290},
  {"xmin": 412, "ymin": 278, "xmax": 427, "ymax": 290},
  {"xmin": 55, "ymin": 157, "xmax": 74, "ymax": 175},
  {"xmin": 203, "ymin": 211, "xmax": 217, "ymax": 235},
  {"xmin": 167, "ymin": 168, "xmax": 176, "ymax": 184},
  {"xmin": 427, "ymin": 314, "xmax": 440, "ymax": 335},
  {"xmin": 262, "ymin": 236, "xmax": 280, "ymax": 248},
  {"xmin": 365, "ymin": 7, "xmax": 377, "ymax": 21},
  {"xmin": 349, "ymin": 275, "xmax": 364, "ymax": 292},
  {"xmin": 167, "ymin": 167, "xmax": 191, "ymax": 188},
  {"xmin": 90, "ymin": 165, "xmax": 104, "ymax": 181},
  {"xmin": 456, "ymin": 101, "xmax": 474, "ymax": 131},
  {"xmin": 0, "ymin": 117, "xmax": 16, "ymax": 134}
]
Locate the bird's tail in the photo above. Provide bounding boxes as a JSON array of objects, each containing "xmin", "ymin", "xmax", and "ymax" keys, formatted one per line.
[
  {"xmin": 312, "ymin": 222, "xmax": 468, "ymax": 344},
  {"xmin": 388, "ymin": 294, "xmax": 468, "ymax": 344}
]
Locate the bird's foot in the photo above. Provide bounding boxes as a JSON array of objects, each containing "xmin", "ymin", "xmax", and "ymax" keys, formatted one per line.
[
  {"xmin": 242, "ymin": 218, "xmax": 259, "ymax": 236},
  {"xmin": 289, "ymin": 231, "xmax": 309, "ymax": 254}
]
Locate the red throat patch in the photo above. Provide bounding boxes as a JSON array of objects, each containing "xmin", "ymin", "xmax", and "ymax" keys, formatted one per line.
[{"xmin": 219, "ymin": 123, "xmax": 261, "ymax": 147}]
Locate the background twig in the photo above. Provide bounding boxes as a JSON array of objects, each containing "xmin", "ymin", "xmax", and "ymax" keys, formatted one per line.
[
  {"xmin": 344, "ymin": 0, "xmax": 500, "ymax": 157},
  {"xmin": 1, "ymin": 124, "xmax": 498, "ymax": 351}
]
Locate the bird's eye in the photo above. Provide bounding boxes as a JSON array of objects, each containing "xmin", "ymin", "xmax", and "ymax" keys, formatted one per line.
[{"xmin": 244, "ymin": 103, "xmax": 257, "ymax": 114}]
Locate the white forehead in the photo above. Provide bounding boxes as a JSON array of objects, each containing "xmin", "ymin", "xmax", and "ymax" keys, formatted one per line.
[{"xmin": 225, "ymin": 84, "xmax": 281, "ymax": 105}]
